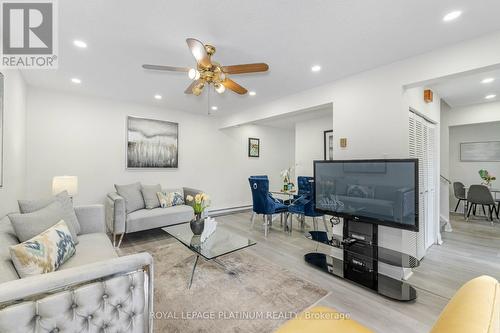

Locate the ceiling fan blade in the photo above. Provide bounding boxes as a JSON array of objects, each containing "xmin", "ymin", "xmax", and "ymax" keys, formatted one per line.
[
  {"xmin": 222, "ymin": 78, "xmax": 248, "ymax": 95},
  {"xmin": 222, "ymin": 63, "xmax": 269, "ymax": 74},
  {"xmin": 184, "ymin": 80, "xmax": 198, "ymax": 94},
  {"xmin": 142, "ymin": 64, "xmax": 189, "ymax": 72},
  {"xmin": 186, "ymin": 38, "xmax": 212, "ymax": 68},
  {"xmin": 185, "ymin": 80, "xmax": 205, "ymax": 95}
]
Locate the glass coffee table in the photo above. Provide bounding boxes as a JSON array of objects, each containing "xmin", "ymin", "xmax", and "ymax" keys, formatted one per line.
[{"xmin": 162, "ymin": 222, "xmax": 256, "ymax": 289}]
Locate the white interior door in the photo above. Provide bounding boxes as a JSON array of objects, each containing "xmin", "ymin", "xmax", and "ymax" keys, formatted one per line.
[{"xmin": 408, "ymin": 111, "xmax": 437, "ymax": 259}]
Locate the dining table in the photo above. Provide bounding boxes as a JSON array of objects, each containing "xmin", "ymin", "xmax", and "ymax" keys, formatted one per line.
[
  {"xmin": 462, "ymin": 186, "xmax": 500, "ymax": 220},
  {"xmin": 270, "ymin": 189, "xmax": 297, "ymax": 204}
]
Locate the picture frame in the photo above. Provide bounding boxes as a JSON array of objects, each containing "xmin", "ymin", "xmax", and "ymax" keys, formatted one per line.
[
  {"xmin": 324, "ymin": 130, "xmax": 334, "ymax": 160},
  {"xmin": 248, "ymin": 138, "xmax": 260, "ymax": 157},
  {"xmin": 126, "ymin": 116, "xmax": 179, "ymax": 169},
  {"xmin": 460, "ymin": 141, "xmax": 500, "ymax": 162}
]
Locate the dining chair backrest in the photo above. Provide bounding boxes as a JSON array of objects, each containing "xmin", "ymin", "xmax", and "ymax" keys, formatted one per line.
[
  {"xmin": 297, "ymin": 176, "xmax": 313, "ymax": 196},
  {"xmin": 248, "ymin": 177, "xmax": 273, "ymax": 214},
  {"xmin": 467, "ymin": 185, "xmax": 495, "ymax": 205},
  {"xmin": 453, "ymin": 181, "xmax": 465, "ymax": 199},
  {"xmin": 250, "ymin": 175, "xmax": 268, "ymax": 180}
]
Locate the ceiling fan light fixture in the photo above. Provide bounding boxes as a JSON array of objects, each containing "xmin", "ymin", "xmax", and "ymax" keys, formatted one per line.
[
  {"xmin": 188, "ymin": 68, "xmax": 200, "ymax": 80},
  {"xmin": 215, "ymin": 83, "xmax": 225, "ymax": 94},
  {"xmin": 192, "ymin": 81, "xmax": 205, "ymax": 95}
]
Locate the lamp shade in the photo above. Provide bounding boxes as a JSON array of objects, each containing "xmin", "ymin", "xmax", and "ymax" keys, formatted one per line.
[{"xmin": 52, "ymin": 176, "xmax": 78, "ymax": 196}]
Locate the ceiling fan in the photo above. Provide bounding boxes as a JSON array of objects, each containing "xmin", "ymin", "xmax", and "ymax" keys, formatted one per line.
[{"xmin": 142, "ymin": 38, "xmax": 269, "ymax": 96}]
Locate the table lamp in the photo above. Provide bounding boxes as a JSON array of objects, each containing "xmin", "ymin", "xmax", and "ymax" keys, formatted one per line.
[{"xmin": 52, "ymin": 176, "xmax": 78, "ymax": 198}]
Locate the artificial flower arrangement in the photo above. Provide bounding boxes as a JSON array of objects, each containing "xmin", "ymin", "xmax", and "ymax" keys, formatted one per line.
[
  {"xmin": 186, "ymin": 192, "xmax": 211, "ymax": 218},
  {"xmin": 479, "ymin": 169, "xmax": 496, "ymax": 186},
  {"xmin": 280, "ymin": 167, "xmax": 294, "ymax": 191}
]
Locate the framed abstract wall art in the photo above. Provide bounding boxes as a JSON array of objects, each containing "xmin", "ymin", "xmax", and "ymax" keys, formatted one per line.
[{"xmin": 127, "ymin": 116, "xmax": 179, "ymax": 168}]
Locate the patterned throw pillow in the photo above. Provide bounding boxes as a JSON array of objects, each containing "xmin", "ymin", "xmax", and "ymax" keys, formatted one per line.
[
  {"xmin": 10, "ymin": 220, "xmax": 76, "ymax": 278},
  {"xmin": 157, "ymin": 191, "xmax": 184, "ymax": 208}
]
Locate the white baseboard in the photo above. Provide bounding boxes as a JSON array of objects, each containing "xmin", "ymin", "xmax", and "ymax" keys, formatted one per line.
[{"xmin": 208, "ymin": 205, "xmax": 252, "ymax": 216}]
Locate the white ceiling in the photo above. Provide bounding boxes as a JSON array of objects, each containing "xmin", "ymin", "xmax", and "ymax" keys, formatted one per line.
[
  {"xmin": 254, "ymin": 105, "xmax": 333, "ymax": 129},
  {"xmin": 430, "ymin": 68, "xmax": 500, "ymax": 107},
  {"xmin": 20, "ymin": 0, "xmax": 500, "ymax": 116}
]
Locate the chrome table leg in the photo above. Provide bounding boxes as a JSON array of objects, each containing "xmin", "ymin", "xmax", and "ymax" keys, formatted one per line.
[{"xmin": 188, "ymin": 255, "xmax": 199, "ymax": 289}]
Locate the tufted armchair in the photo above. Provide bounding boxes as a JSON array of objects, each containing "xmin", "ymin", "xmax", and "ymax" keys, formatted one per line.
[{"xmin": 0, "ymin": 205, "xmax": 154, "ymax": 333}]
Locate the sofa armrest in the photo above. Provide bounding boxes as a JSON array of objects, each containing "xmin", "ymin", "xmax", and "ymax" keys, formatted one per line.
[
  {"xmin": 74, "ymin": 204, "xmax": 106, "ymax": 234},
  {"xmin": 0, "ymin": 253, "xmax": 153, "ymax": 333},
  {"xmin": 106, "ymin": 192, "xmax": 126, "ymax": 234},
  {"xmin": 183, "ymin": 187, "xmax": 204, "ymax": 201}
]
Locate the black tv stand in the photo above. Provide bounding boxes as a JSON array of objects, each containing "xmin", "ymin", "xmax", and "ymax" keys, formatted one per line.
[{"xmin": 305, "ymin": 218, "xmax": 418, "ymax": 301}]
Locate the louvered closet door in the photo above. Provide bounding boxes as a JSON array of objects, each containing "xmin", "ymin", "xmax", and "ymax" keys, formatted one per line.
[{"xmin": 407, "ymin": 111, "xmax": 436, "ymax": 260}]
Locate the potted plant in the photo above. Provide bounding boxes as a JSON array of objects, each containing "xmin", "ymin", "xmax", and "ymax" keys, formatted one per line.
[
  {"xmin": 479, "ymin": 169, "xmax": 496, "ymax": 187},
  {"xmin": 186, "ymin": 193, "xmax": 210, "ymax": 235}
]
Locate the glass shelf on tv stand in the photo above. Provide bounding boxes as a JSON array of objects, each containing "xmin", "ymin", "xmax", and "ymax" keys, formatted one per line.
[
  {"xmin": 305, "ymin": 231, "xmax": 420, "ymax": 269},
  {"xmin": 304, "ymin": 252, "xmax": 417, "ymax": 301}
]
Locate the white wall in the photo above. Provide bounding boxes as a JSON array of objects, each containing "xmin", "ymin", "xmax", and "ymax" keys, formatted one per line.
[
  {"xmin": 0, "ymin": 70, "xmax": 27, "ymax": 217},
  {"xmin": 294, "ymin": 114, "xmax": 333, "ymax": 177},
  {"xmin": 445, "ymin": 101, "xmax": 500, "ymax": 127},
  {"xmin": 449, "ymin": 121, "xmax": 500, "ymax": 211},
  {"xmin": 25, "ymin": 88, "xmax": 294, "ymax": 211},
  {"xmin": 218, "ymin": 30, "xmax": 500, "ymax": 255},
  {"xmin": 440, "ymin": 101, "xmax": 451, "ymax": 222}
]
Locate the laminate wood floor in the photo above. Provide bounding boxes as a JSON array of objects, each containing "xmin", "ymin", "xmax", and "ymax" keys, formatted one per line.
[{"xmin": 121, "ymin": 211, "xmax": 500, "ymax": 333}]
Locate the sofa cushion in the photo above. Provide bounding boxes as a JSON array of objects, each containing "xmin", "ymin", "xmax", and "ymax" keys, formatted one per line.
[
  {"xmin": 10, "ymin": 220, "xmax": 76, "ymax": 278},
  {"xmin": 141, "ymin": 184, "xmax": 161, "ymax": 209},
  {"xmin": 115, "ymin": 182, "xmax": 145, "ymax": 213},
  {"xmin": 158, "ymin": 189, "xmax": 185, "ymax": 208},
  {"xmin": 9, "ymin": 201, "xmax": 79, "ymax": 244},
  {"xmin": 430, "ymin": 275, "xmax": 499, "ymax": 333},
  {"xmin": 18, "ymin": 190, "xmax": 81, "ymax": 235},
  {"xmin": 126, "ymin": 205, "xmax": 194, "ymax": 233},
  {"xmin": 60, "ymin": 232, "xmax": 117, "ymax": 270},
  {"xmin": 0, "ymin": 218, "xmax": 20, "ymax": 283}
]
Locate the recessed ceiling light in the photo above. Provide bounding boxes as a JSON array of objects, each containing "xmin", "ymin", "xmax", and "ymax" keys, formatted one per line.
[
  {"xmin": 154, "ymin": 94, "xmax": 162, "ymax": 100},
  {"xmin": 485, "ymin": 94, "xmax": 496, "ymax": 100},
  {"xmin": 443, "ymin": 10, "xmax": 462, "ymax": 22},
  {"xmin": 311, "ymin": 65, "xmax": 321, "ymax": 72},
  {"xmin": 71, "ymin": 78, "xmax": 81, "ymax": 84},
  {"xmin": 249, "ymin": 91, "xmax": 256, "ymax": 96},
  {"xmin": 481, "ymin": 78, "xmax": 495, "ymax": 84},
  {"xmin": 211, "ymin": 106, "xmax": 218, "ymax": 111},
  {"xmin": 73, "ymin": 40, "xmax": 87, "ymax": 48}
]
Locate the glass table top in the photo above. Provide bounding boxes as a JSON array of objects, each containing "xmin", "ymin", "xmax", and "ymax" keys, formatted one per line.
[{"xmin": 162, "ymin": 223, "xmax": 256, "ymax": 260}]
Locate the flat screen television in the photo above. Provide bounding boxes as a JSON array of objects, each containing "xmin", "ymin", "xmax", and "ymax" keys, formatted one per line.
[{"xmin": 314, "ymin": 159, "xmax": 418, "ymax": 231}]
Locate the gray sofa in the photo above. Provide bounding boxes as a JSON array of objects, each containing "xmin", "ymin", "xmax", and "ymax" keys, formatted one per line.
[
  {"xmin": 106, "ymin": 187, "xmax": 202, "ymax": 247},
  {"xmin": 0, "ymin": 205, "xmax": 153, "ymax": 333}
]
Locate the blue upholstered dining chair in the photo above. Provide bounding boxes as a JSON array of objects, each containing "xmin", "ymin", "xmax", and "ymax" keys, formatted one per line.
[
  {"xmin": 286, "ymin": 176, "xmax": 328, "ymax": 234},
  {"xmin": 248, "ymin": 177, "xmax": 288, "ymax": 237}
]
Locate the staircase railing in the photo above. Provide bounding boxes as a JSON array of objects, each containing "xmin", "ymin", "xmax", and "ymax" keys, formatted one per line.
[{"xmin": 440, "ymin": 174, "xmax": 451, "ymax": 184}]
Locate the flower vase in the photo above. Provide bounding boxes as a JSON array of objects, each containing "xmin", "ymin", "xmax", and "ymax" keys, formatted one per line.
[{"xmin": 190, "ymin": 214, "xmax": 205, "ymax": 235}]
